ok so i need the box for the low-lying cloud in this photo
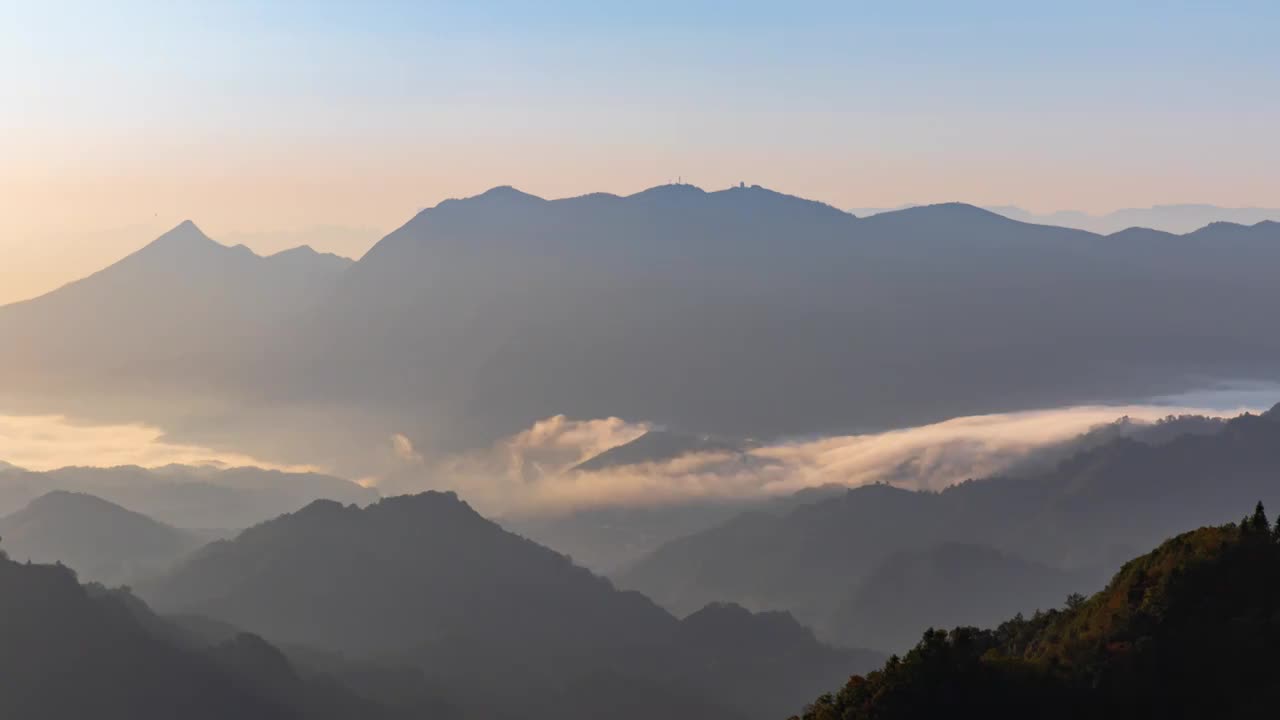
[0,413,320,473]
[4,394,1273,519]
[376,401,1272,517]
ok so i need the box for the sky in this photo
[3,1,1278,304]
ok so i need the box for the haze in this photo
[4,1,1279,303]
[4,4,1280,719]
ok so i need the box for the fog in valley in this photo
[5,3,1280,718]
[4,187,1280,719]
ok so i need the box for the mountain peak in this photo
[13,490,180,532]
[270,244,321,257]
[630,183,709,200]
[897,202,1010,221]
[265,245,354,271]
[424,186,547,216]
[150,219,216,247]
[122,220,241,265]
[25,489,112,509]
[476,185,544,201]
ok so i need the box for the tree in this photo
[1242,502,1269,536]
[1250,501,1269,535]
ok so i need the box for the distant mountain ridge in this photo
[851,202,1280,234]
[0,463,377,532]
[5,185,1280,477]
[272,185,1280,453]
[829,542,1091,653]
[0,491,200,586]
[619,405,1280,651]
[0,220,352,399]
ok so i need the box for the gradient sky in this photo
[3,1,1278,304]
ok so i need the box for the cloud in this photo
[0,413,320,473]
[391,433,422,464]
[5,396,1272,519]
[379,401,1270,517]
[373,415,650,506]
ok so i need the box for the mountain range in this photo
[6,406,1280,716]
[512,415,1232,573]
[4,185,1280,477]
[618,405,1280,653]
[0,463,377,531]
[138,491,880,720]
[850,203,1280,235]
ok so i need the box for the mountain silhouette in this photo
[790,510,1280,719]
[0,220,350,397]
[0,463,377,531]
[6,187,1280,473]
[828,542,1091,653]
[619,407,1280,650]
[0,491,200,586]
[140,491,879,720]
[991,203,1280,234]
[264,185,1280,457]
[510,482,851,574]
[853,202,1280,235]
[0,548,400,719]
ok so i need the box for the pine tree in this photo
[1251,501,1269,534]
[1273,514,1280,543]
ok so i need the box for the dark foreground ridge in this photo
[0,548,400,720]
[789,504,1280,720]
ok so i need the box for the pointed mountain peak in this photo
[159,219,211,242]
[136,219,225,256]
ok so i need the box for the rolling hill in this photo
[0,491,200,586]
[140,491,880,720]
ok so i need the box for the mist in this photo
[0,412,319,473]
[371,396,1274,518]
